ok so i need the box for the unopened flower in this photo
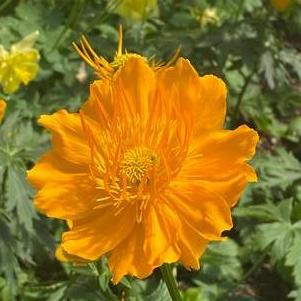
[0,99,6,123]
[191,7,219,26]
[0,31,40,94]
[111,0,158,22]
[28,55,258,283]
[271,0,292,11]
[73,25,179,80]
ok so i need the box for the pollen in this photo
[111,53,146,69]
[120,147,159,184]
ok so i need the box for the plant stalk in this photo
[160,264,182,301]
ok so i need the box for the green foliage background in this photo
[0,0,301,300]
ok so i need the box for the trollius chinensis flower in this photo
[28,46,258,284]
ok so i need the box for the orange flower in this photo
[0,99,6,123]
[28,57,258,283]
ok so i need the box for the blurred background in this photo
[0,0,301,300]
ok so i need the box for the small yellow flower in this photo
[271,0,292,11]
[0,99,6,123]
[0,31,40,94]
[111,0,158,21]
[73,25,179,80]
[191,7,219,26]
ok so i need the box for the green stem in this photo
[160,264,182,301]
[51,0,85,51]
[242,251,267,281]
[232,68,256,126]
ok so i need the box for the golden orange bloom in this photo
[0,31,40,94]
[0,99,6,123]
[28,57,258,283]
[271,0,292,11]
[73,26,179,80]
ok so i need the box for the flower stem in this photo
[160,264,182,301]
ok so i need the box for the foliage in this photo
[0,0,300,300]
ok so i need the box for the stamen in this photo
[120,147,159,184]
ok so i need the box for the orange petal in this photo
[158,58,226,131]
[197,74,227,131]
[178,219,209,270]
[163,184,233,241]
[28,152,97,219]
[108,225,154,284]
[109,201,208,283]
[0,99,6,123]
[38,110,90,166]
[55,244,89,264]
[177,125,259,206]
[61,206,136,261]
[178,125,259,206]
[113,57,155,125]
[81,79,113,131]
[197,169,255,207]
[143,202,181,266]
[147,200,209,271]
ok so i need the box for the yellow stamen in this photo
[111,52,145,69]
[120,147,159,184]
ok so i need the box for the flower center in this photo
[111,53,146,69]
[120,147,159,184]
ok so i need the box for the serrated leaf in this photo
[286,235,301,286]
[5,164,37,232]
[0,214,19,295]
[130,278,171,301]
[201,239,243,282]
[235,199,293,223]
[257,220,295,262]
[257,148,301,190]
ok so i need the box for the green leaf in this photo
[0,213,19,295]
[260,51,275,89]
[257,148,301,190]
[5,164,37,232]
[256,219,296,263]
[201,239,243,282]
[286,235,301,286]
[130,278,171,301]
[182,288,205,301]
[182,287,207,301]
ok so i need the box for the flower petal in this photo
[0,99,6,123]
[113,57,155,125]
[61,206,136,261]
[108,225,154,284]
[163,184,233,241]
[178,124,259,206]
[55,244,89,264]
[158,58,226,131]
[81,79,113,131]
[178,219,209,270]
[38,110,90,167]
[28,152,97,219]
[143,202,181,266]
[146,201,209,270]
